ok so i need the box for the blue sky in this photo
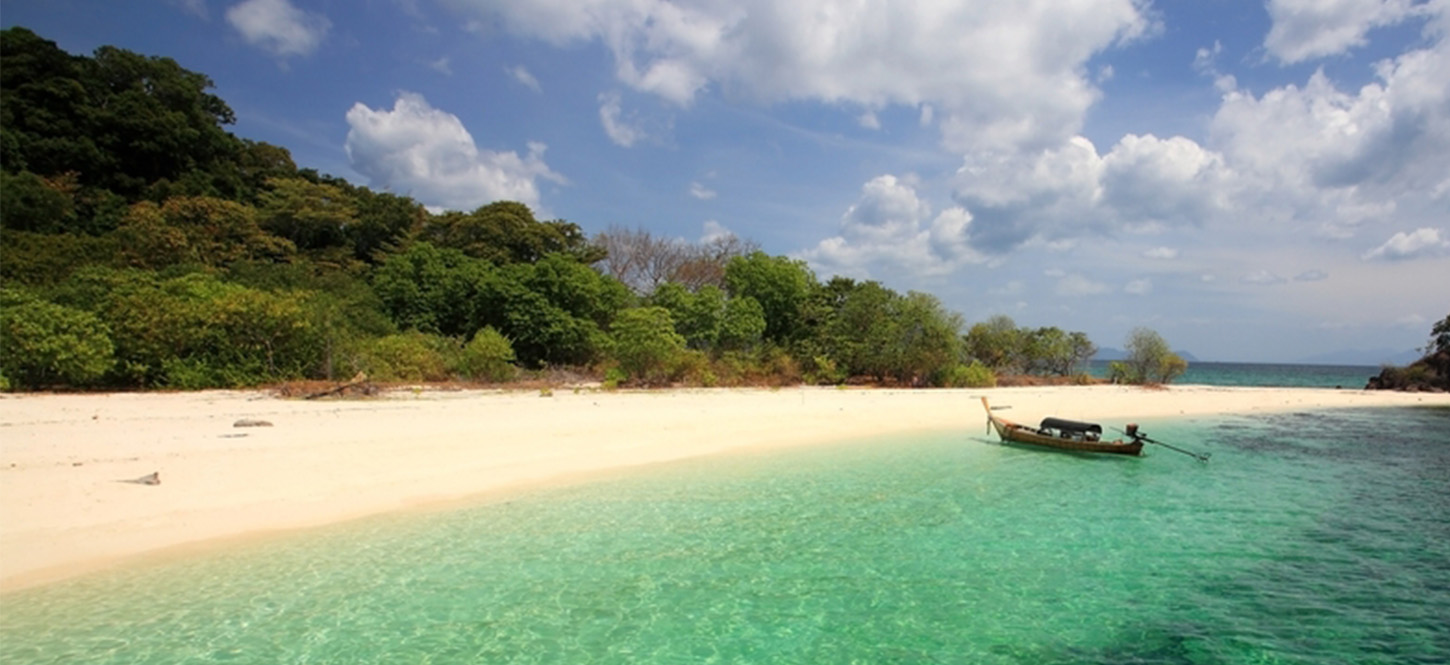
[5,0,1448,363]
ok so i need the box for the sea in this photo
[2,365,1447,665]
[1086,360,1382,389]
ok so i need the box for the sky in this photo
[4,0,1448,363]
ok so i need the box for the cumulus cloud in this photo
[1362,227,1450,260]
[801,174,984,278]
[344,92,565,212]
[1142,247,1179,260]
[1264,0,1425,63]
[598,91,647,147]
[442,0,1150,152]
[226,0,330,57]
[688,181,717,200]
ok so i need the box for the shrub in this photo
[939,361,996,388]
[457,326,516,383]
[610,307,686,386]
[0,293,115,388]
[349,332,457,382]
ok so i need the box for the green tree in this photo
[896,292,964,386]
[718,295,766,351]
[421,201,601,264]
[1426,313,1450,355]
[964,315,1023,372]
[610,306,686,385]
[0,290,114,388]
[115,196,293,269]
[256,176,356,254]
[1119,327,1187,384]
[724,251,817,344]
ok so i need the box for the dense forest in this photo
[0,27,1120,392]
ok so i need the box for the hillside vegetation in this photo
[1,27,1170,392]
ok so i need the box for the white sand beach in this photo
[2,385,1446,591]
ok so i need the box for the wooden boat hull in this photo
[981,398,1143,456]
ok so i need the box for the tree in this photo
[724,251,817,344]
[1427,313,1450,356]
[421,201,598,264]
[1117,327,1187,384]
[895,292,964,386]
[610,307,686,385]
[593,225,760,295]
[0,289,114,388]
[964,315,1023,372]
[256,176,356,254]
[115,196,294,268]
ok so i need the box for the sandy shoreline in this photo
[2,384,1446,591]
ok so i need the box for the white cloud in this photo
[444,0,1150,152]
[507,65,542,92]
[857,110,881,130]
[1241,269,1288,285]
[173,0,208,18]
[1101,134,1232,227]
[1362,227,1450,260]
[598,91,647,147]
[700,220,733,243]
[429,57,452,75]
[1056,274,1110,296]
[226,0,330,57]
[1294,269,1329,281]
[1264,0,1424,64]
[801,174,984,278]
[1124,278,1152,295]
[688,181,717,200]
[1142,246,1179,260]
[344,92,565,212]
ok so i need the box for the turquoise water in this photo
[1088,361,1380,388]
[3,407,1448,664]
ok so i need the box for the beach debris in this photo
[304,371,375,400]
[124,472,161,486]
[233,418,273,428]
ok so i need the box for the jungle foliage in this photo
[1,27,1107,391]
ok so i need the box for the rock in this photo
[233,418,273,428]
[131,472,160,485]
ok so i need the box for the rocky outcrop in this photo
[1366,350,1450,392]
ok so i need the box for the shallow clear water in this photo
[1087,361,1379,388]
[3,407,1448,664]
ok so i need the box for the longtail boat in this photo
[980,397,1144,456]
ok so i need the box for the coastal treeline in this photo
[1,27,1124,391]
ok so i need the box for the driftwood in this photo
[304,372,375,400]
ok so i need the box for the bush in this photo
[349,332,458,382]
[610,307,686,386]
[0,293,115,389]
[457,327,516,383]
[939,361,996,388]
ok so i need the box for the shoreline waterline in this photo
[3,384,1447,592]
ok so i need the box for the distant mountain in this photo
[1295,348,1422,366]
[1093,347,1126,361]
[1093,348,1200,362]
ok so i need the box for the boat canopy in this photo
[1038,417,1102,435]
